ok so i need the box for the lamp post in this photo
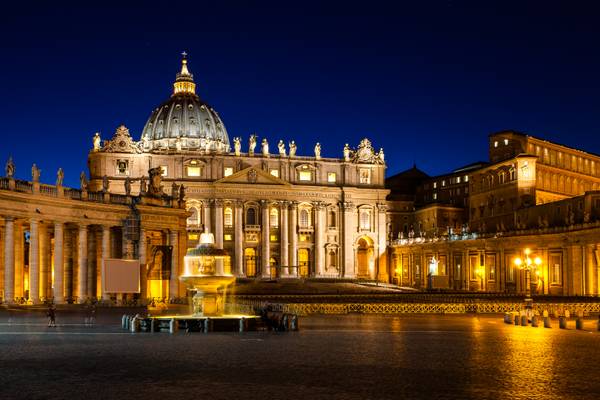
[513,248,542,300]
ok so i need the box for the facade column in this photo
[101,226,111,300]
[39,223,50,300]
[261,200,271,278]
[288,201,298,276]
[214,200,224,275]
[314,202,325,277]
[280,201,289,276]
[138,227,147,300]
[14,222,24,298]
[203,200,212,234]
[234,201,244,276]
[3,217,14,303]
[87,229,97,298]
[169,230,179,298]
[29,219,40,303]
[77,224,88,303]
[53,222,64,303]
[342,202,356,278]
[376,203,389,282]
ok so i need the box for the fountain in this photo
[179,232,235,316]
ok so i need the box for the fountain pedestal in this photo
[183,276,236,316]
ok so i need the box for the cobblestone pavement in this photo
[1,310,599,400]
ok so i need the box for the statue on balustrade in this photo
[289,140,297,157]
[248,134,257,155]
[261,138,269,156]
[343,143,351,162]
[5,157,15,178]
[147,167,164,197]
[278,140,286,156]
[314,143,321,160]
[178,184,186,202]
[80,171,88,191]
[93,132,101,152]
[31,164,40,182]
[56,168,64,187]
[233,137,241,156]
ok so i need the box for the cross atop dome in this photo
[173,52,196,96]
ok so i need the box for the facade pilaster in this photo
[289,201,298,276]
[100,226,111,300]
[261,200,271,278]
[342,202,356,278]
[203,200,212,233]
[87,229,97,298]
[234,201,244,276]
[169,230,179,298]
[29,219,40,303]
[3,217,14,303]
[314,202,325,277]
[280,201,289,276]
[77,224,88,303]
[53,222,64,303]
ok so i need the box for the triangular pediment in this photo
[215,167,291,186]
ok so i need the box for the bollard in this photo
[121,315,127,329]
[239,317,246,333]
[514,314,520,326]
[150,318,156,333]
[576,318,583,330]
[559,316,567,329]
[169,318,178,334]
[130,316,139,333]
[531,315,539,327]
[125,316,131,330]
[521,315,528,326]
[503,313,511,324]
[290,314,299,331]
[544,316,551,328]
[203,318,210,333]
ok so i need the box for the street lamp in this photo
[513,248,542,300]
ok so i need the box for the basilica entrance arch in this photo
[356,236,374,279]
[244,248,258,277]
[298,249,310,277]
[147,245,172,299]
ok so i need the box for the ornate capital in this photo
[213,199,224,208]
[289,201,299,210]
[341,202,355,212]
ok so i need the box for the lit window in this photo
[299,171,312,181]
[270,234,279,242]
[464,175,469,182]
[188,233,198,241]
[270,208,279,228]
[456,176,461,183]
[327,172,337,183]
[504,139,509,145]
[224,234,233,241]
[494,141,498,148]
[224,207,233,227]
[442,180,446,187]
[187,166,201,177]
[270,169,279,178]
[433,193,437,200]
[359,209,371,230]
[299,209,310,227]
[160,166,168,177]
[224,167,234,177]
[299,234,310,242]
[433,182,437,189]
[359,169,371,184]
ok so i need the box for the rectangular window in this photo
[359,168,371,184]
[327,172,337,183]
[464,175,469,182]
[160,166,168,177]
[188,233,198,241]
[116,160,129,176]
[299,170,312,181]
[433,193,437,200]
[550,253,562,284]
[187,166,201,177]
[224,167,234,177]
[469,255,479,280]
[486,254,496,280]
[433,182,437,189]
[270,169,279,178]
[224,234,233,241]
[270,234,279,242]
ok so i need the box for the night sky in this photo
[2,1,600,187]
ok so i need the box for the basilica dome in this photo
[140,54,230,153]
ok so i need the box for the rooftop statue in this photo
[5,157,15,178]
[261,138,269,156]
[289,140,297,157]
[233,137,241,156]
[343,143,351,162]
[278,140,286,156]
[56,168,64,187]
[31,164,40,183]
[248,134,257,156]
[93,132,101,152]
[314,143,321,160]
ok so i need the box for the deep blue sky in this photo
[2,1,600,187]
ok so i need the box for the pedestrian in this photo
[89,304,97,327]
[47,303,56,327]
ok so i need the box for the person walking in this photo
[47,303,56,327]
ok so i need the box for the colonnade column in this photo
[169,230,179,298]
[214,200,224,275]
[39,223,50,299]
[29,219,40,303]
[101,226,111,300]
[342,202,356,278]
[53,222,64,303]
[77,224,88,303]
[234,201,244,276]
[261,200,271,278]
[3,217,14,303]
[280,201,289,276]
[314,202,325,277]
[14,222,24,298]
[288,202,298,276]
[139,227,147,300]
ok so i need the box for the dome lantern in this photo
[173,51,196,96]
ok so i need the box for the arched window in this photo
[299,209,310,228]
[328,250,337,269]
[224,207,233,227]
[270,208,279,228]
[246,208,256,225]
[187,207,200,226]
[327,210,336,228]
[359,209,371,230]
